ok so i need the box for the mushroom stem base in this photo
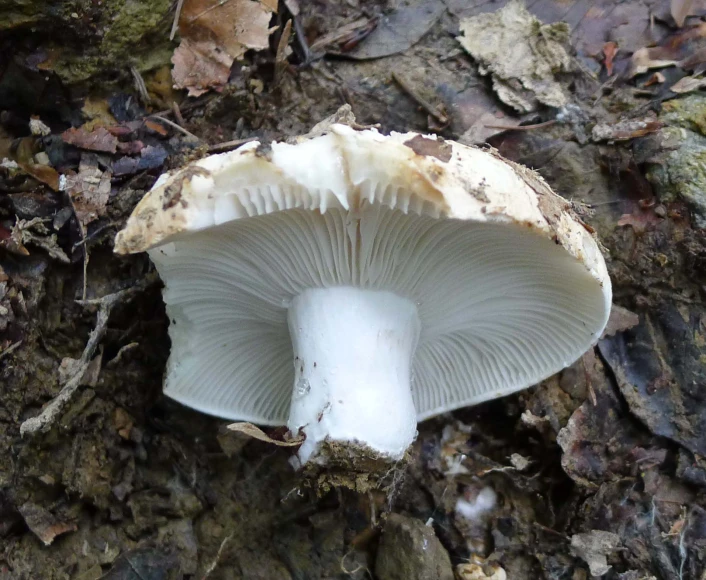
[286,286,420,467]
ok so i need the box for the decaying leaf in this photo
[172,0,276,97]
[670,74,706,93]
[343,0,445,60]
[226,422,304,446]
[10,218,69,263]
[457,1,571,113]
[62,126,118,154]
[570,531,621,577]
[672,0,696,27]
[592,118,663,142]
[62,154,112,228]
[601,305,639,338]
[603,41,618,76]
[456,561,507,580]
[616,206,662,234]
[630,22,706,76]
[18,502,77,546]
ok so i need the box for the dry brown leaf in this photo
[226,421,303,446]
[62,126,118,153]
[603,41,618,76]
[670,74,706,92]
[672,0,696,27]
[172,0,275,97]
[63,155,112,228]
[592,118,663,142]
[617,207,662,234]
[644,72,666,86]
[630,46,680,76]
[18,503,77,546]
[601,305,640,338]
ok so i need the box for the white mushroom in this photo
[115,124,611,468]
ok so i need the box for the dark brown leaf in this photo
[62,126,118,153]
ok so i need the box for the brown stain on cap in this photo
[403,135,453,163]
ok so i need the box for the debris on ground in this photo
[1,0,705,578]
[18,502,77,546]
[375,514,454,580]
[343,0,445,60]
[570,530,621,577]
[171,0,276,96]
[457,1,571,112]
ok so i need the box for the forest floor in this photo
[0,0,705,579]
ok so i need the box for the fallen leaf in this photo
[457,1,571,113]
[591,118,663,142]
[114,407,134,440]
[630,22,706,76]
[601,305,640,338]
[18,502,77,546]
[630,46,680,76]
[63,154,112,228]
[344,0,445,60]
[672,0,696,27]
[111,144,168,176]
[644,72,666,86]
[226,421,304,446]
[617,207,662,233]
[570,531,621,577]
[18,162,60,191]
[603,41,618,76]
[62,126,118,153]
[670,74,706,92]
[172,0,276,97]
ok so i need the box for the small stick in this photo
[483,119,557,131]
[130,66,151,105]
[208,136,258,153]
[19,285,147,436]
[391,72,448,125]
[170,0,185,40]
[149,115,201,141]
[171,101,186,126]
[274,19,293,86]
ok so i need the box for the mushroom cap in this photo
[115,125,611,424]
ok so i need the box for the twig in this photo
[171,101,185,127]
[0,340,22,361]
[170,0,185,40]
[63,190,88,300]
[130,66,151,106]
[202,533,234,579]
[149,115,201,141]
[274,19,293,87]
[188,0,232,23]
[19,284,147,437]
[483,119,557,131]
[391,72,448,125]
[292,13,312,65]
[208,137,258,153]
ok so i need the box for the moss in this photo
[3,0,173,84]
[646,126,706,227]
[662,94,706,135]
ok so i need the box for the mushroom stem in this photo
[287,287,421,465]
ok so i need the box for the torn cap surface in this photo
[115,125,611,425]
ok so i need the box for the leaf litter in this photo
[457,1,572,113]
[172,0,276,97]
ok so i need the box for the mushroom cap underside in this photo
[115,125,612,424]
